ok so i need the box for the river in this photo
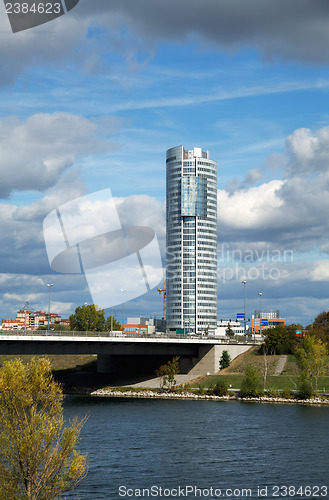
[64,396,329,499]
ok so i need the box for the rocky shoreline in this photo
[64,387,329,406]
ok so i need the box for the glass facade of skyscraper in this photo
[166,146,217,334]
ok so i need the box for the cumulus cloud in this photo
[219,179,284,229]
[0,178,165,275]
[0,169,87,274]
[0,112,114,198]
[285,126,329,176]
[218,124,329,256]
[115,195,165,237]
[0,189,165,319]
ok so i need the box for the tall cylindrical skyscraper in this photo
[166,146,217,335]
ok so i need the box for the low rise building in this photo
[251,310,286,333]
[1,309,69,331]
[124,316,166,334]
[215,320,249,338]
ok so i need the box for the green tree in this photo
[209,379,229,396]
[105,315,122,332]
[225,324,235,337]
[294,334,328,393]
[240,365,260,398]
[69,304,106,332]
[297,374,313,400]
[263,324,298,354]
[0,358,87,499]
[306,311,329,343]
[219,350,231,370]
[156,356,180,390]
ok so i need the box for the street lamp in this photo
[121,289,126,334]
[47,284,53,332]
[242,280,248,336]
[258,292,263,340]
[24,301,29,333]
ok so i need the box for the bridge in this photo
[0,331,256,375]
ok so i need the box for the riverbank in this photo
[64,386,329,406]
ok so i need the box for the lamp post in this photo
[242,280,248,336]
[121,289,126,334]
[24,301,29,333]
[258,292,263,341]
[84,303,90,332]
[47,284,53,332]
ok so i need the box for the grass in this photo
[189,346,329,393]
[0,354,97,376]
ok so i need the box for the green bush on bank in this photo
[207,379,229,396]
[266,387,280,398]
[297,376,313,400]
[240,366,261,398]
[282,388,293,399]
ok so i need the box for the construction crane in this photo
[157,281,166,320]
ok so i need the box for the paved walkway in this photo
[274,355,287,376]
[122,374,201,388]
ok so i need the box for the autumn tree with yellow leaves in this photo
[0,358,87,499]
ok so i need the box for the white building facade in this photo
[166,146,217,334]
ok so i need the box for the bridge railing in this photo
[0,329,260,343]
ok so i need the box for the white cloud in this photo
[0,170,87,274]
[115,195,166,248]
[218,180,284,230]
[285,126,329,176]
[0,112,113,198]
[219,124,329,255]
[310,260,329,282]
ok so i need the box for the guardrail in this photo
[0,330,261,343]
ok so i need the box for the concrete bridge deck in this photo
[0,331,257,375]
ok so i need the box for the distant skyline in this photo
[1,1,329,326]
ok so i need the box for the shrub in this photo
[198,385,206,395]
[240,366,260,398]
[212,379,229,396]
[156,356,180,390]
[297,377,313,400]
[266,387,280,398]
[282,388,292,399]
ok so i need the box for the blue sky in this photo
[1,0,329,326]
